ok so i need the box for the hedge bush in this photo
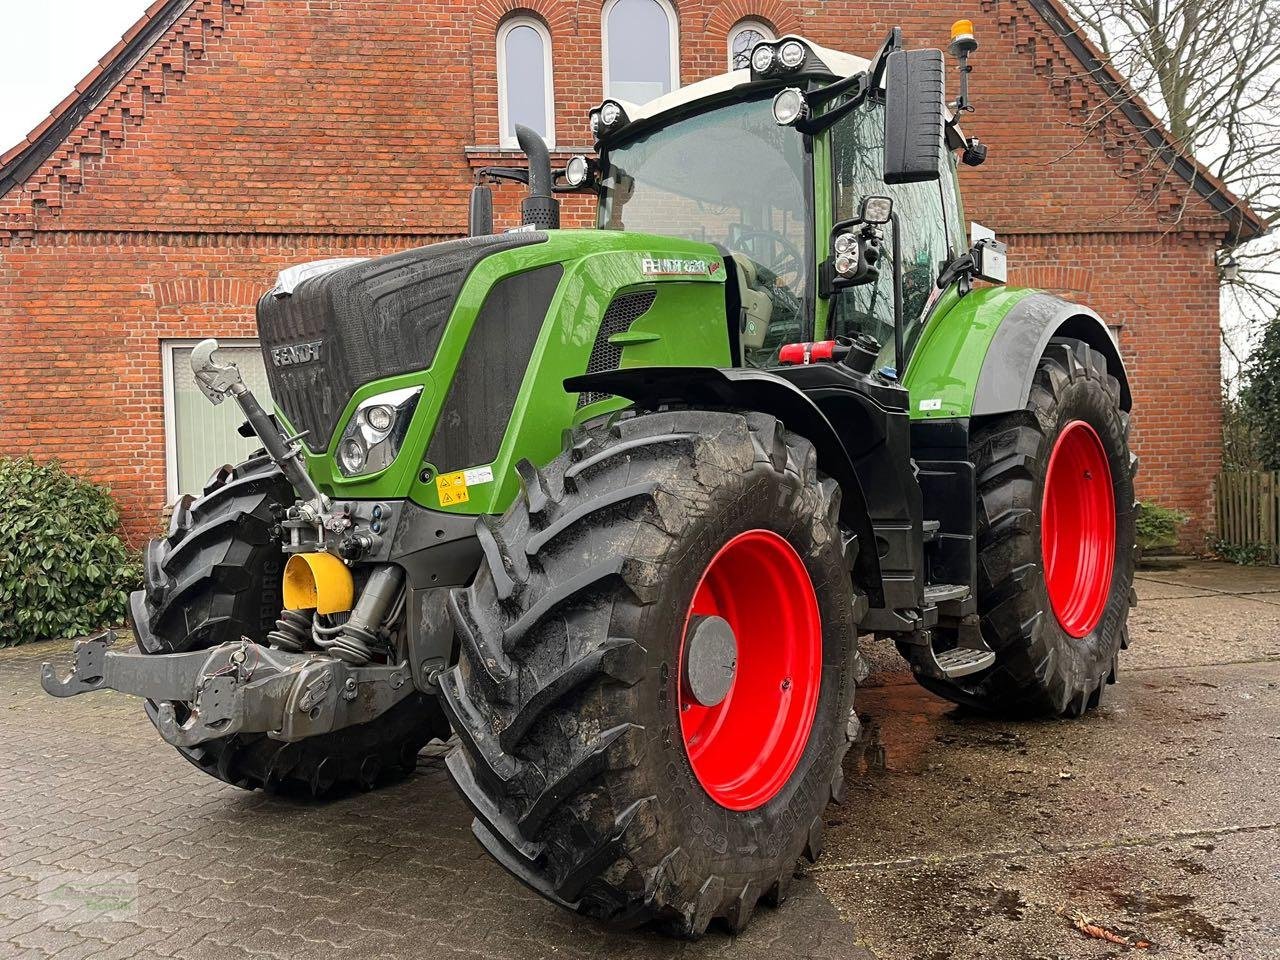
[0,458,140,646]
[1135,501,1189,556]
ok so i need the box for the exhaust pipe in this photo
[516,123,560,230]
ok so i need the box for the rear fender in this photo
[565,366,883,603]
[975,294,1131,416]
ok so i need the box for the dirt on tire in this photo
[440,408,865,935]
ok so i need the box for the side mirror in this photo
[883,48,945,185]
[469,183,493,237]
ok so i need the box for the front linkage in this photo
[42,629,412,747]
[41,340,418,752]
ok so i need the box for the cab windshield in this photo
[599,95,810,354]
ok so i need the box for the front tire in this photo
[135,454,447,795]
[440,409,864,935]
[920,338,1137,717]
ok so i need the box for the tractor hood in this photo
[255,233,547,452]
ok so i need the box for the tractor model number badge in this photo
[641,256,719,277]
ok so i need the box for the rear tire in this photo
[134,454,447,795]
[440,409,864,935]
[920,338,1137,717]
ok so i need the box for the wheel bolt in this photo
[781,677,792,690]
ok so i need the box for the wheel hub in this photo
[682,615,738,707]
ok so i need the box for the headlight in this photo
[600,101,622,126]
[565,155,589,186]
[750,44,775,74]
[334,386,422,478]
[772,87,809,126]
[778,40,806,69]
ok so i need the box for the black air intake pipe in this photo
[516,123,560,230]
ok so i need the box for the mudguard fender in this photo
[566,366,883,602]
[973,293,1131,415]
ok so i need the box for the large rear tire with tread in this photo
[919,338,1137,717]
[441,409,864,936]
[134,453,448,796]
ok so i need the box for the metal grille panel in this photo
[577,290,657,407]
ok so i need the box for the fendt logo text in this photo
[641,256,717,277]
[270,340,323,367]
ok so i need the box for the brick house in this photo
[0,0,1265,544]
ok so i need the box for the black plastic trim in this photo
[565,364,884,603]
[973,293,1131,415]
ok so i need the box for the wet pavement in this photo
[2,560,1277,959]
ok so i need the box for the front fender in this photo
[565,365,883,603]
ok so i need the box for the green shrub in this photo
[1135,501,1189,555]
[0,458,140,646]
[1210,539,1273,566]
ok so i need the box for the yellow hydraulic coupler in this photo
[282,552,354,614]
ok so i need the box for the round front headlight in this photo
[590,112,601,137]
[565,155,589,186]
[779,40,806,69]
[364,404,395,432]
[834,232,856,255]
[750,44,775,73]
[772,87,809,126]
[834,253,858,276]
[600,101,622,126]
[339,437,367,474]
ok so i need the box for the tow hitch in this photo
[41,630,413,747]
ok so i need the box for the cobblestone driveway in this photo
[3,561,1278,959]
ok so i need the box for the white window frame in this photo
[727,19,775,71]
[161,337,261,503]
[601,0,680,99]
[497,16,556,149]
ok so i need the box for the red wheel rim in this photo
[678,529,822,811]
[1041,420,1116,638]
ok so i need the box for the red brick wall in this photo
[0,0,1230,545]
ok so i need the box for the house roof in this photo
[1027,0,1269,244]
[0,0,1269,243]
[0,0,196,197]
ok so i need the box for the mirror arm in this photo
[476,166,530,186]
[867,27,903,91]
[796,80,870,136]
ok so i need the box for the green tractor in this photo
[44,24,1135,936]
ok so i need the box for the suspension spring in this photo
[267,608,313,652]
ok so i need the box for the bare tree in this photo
[1058,0,1280,388]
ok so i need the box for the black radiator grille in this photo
[425,263,564,474]
[576,289,657,407]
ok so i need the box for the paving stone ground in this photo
[2,560,1277,960]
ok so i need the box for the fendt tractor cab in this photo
[45,24,1136,935]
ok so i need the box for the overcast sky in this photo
[0,1,150,155]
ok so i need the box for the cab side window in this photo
[829,104,955,354]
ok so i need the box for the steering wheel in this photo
[730,229,805,291]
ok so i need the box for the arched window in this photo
[602,0,678,103]
[498,16,555,148]
[728,19,774,71]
